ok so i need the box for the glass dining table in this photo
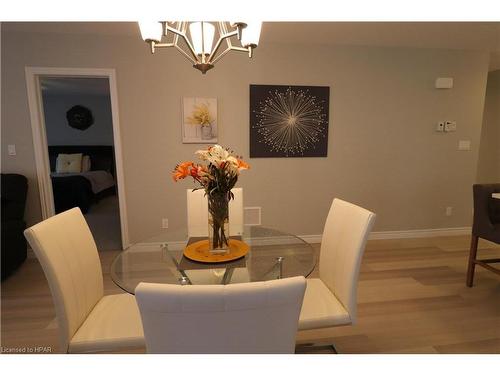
[111,226,316,294]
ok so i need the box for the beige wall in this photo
[476,69,500,183]
[1,29,490,243]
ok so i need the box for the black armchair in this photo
[466,183,500,287]
[1,173,28,280]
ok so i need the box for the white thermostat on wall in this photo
[435,77,453,89]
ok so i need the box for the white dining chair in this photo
[298,198,376,352]
[186,187,248,284]
[24,207,144,353]
[186,187,244,237]
[135,276,306,354]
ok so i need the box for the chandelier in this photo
[138,21,262,74]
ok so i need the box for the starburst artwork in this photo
[250,84,329,157]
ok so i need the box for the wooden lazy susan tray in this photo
[183,239,249,263]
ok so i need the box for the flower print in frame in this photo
[183,97,218,143]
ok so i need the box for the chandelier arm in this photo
[201,22,207,63]
[219,21,228,33]
[219,21,234,49]
[161,21,167,37]
[230,46,251,53]
[154,43,175,48]
[227,46,253,59]
[172,22,181,47]
[165,24,198,61]
[210,47,232,65]
[207,29,239,64]
[173,44,198,64]
[226,32,233,48]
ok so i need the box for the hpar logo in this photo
[34,346,52,353]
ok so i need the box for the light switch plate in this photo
[7,144,16,156]
[435,77,453,89]
[444,121,457,132]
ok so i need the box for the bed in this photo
[48,145,116,214]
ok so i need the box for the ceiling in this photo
[3,22,500,70]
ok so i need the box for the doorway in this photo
[25,67,130,249]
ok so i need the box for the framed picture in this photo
[250,85,329,157]
[182,97,218,143]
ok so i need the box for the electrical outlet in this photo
[162,218,169,229]
[445,207,453,216]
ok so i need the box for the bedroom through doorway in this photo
[38,76,122,250]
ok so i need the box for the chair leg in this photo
[466,235,479,287]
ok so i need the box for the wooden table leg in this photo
[466,235,479,287]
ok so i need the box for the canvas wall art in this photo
[182,97,218,143]
[249,84,329,157]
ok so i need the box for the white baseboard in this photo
[368,226,471,240]
[297,226,472,243]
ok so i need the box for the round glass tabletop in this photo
[110,226,316,294]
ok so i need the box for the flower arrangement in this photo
[173,145,250,251]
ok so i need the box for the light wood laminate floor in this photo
[1,235,499,354]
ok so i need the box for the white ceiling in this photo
[3,22,500,70]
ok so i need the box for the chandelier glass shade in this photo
[138,21,262,74]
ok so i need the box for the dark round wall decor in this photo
[66,105,94,130]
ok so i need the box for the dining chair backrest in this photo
[186,188,243,237]
[472,184,500,243]
[23,207,104,352]
[135,276,306,353]
[319,198,376,324]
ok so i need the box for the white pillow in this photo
[81,155,91,172]
[56,153,83,173]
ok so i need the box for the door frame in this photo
[25,67,130,249]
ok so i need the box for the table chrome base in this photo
[295,342,338,354]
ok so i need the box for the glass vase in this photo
[207,193,230,253]
[201,124,212,140]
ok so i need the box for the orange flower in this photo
[189,168,198,178]
[190,164,203,178]
[172,161,193,181]
[180,161,194,170]
[237,158,250,170]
